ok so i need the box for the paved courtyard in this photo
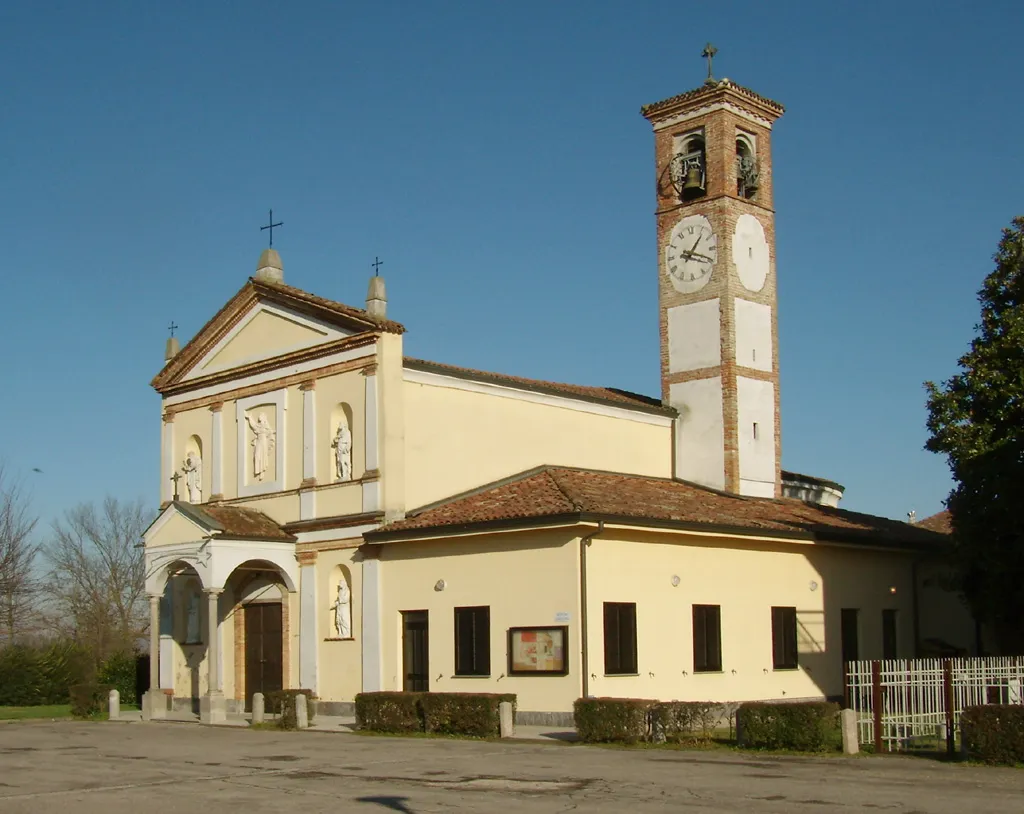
[1,720,1022,813]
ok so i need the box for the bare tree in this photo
[46,497,151,664]
[0,464,41,643]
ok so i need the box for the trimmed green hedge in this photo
[266,689,317,729]
[70,684,115,719]
[961,705,1024,765]
[574,697,654,744]
[651,701,719,744]
[97,650,138,706]
[736,701,840,752]
[355,692,517,737]
[0,642,92,706]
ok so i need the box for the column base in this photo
[200,691,227,724]
[141,690,167,721]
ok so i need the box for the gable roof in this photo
[404,358,674,416]
[916,510,951,535]
[152,278,404,392]
[366,466,946,551]
[168,501,295,542]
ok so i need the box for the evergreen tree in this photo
[925,216,1024,654]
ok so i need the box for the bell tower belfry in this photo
[641,51,785,497]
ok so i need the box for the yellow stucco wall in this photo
[147,512,208,548]
[316,546,363,701]
[203,310,330,371]
[402,379,673,510]
[377,529,582,712]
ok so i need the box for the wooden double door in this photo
[402,610,429,692]
[244,603,282,711]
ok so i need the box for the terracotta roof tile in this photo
[370,467,945,550]
[404,358,673,414]
[179,502,295,542]
[916,510,951,535]
[640,79,785,119]
[253,279,405,335]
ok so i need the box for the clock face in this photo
[665,215,718,294]
[733,214,770,291]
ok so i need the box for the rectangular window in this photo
[771,606,798,670]
[454,606,490,676]
[882,609,898,660]
[692,605,722,672]
[841,608,860,664]
[603,602,637,675]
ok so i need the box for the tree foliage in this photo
[0,464,41,643]
[925,216,1024,653]
[45,498,151,666]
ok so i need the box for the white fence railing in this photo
[845,657,1024,752]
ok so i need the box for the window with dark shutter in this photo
[882,609,898,660]
[841,608,860,664]
[771,606,798,670]
[692,604,722,672]
[454,606,490,676]
[603,602,637,675]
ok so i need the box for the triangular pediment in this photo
[143,502,216,548]
[183,302,353,381]
[152,278,403,393]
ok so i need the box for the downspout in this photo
[911,559,921,658]
[580,520,604,701]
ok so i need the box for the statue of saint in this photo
[186,593,201,643]
[332,580,352,639]
[332,423,352,482]
[182,451,202,503]
[245,412,275,481]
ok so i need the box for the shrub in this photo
[737,701,840,752]
[420,692,515,738]
[265,689,317,730]
[0,645,45,706]
[356,692,424,733]
[97,650,138,706]
[70,683,115,719]
[650,701,719,744]
[961,705,1024,765]
[574,697,655,744]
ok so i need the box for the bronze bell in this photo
[682,165,704,193]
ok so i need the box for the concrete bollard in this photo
[252,693,265,725]
[296,694,308,729]
[936,723,947,743]
[840,708,859,755]
[499,701,515,738]
[108,689,120,720]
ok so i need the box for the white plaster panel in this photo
[667,299,721,373]
[299,563,318,692]
[235,389,287,497]
[364,374,379,471]
[159,582,174,689]
[669,377,725,490]
[163,420,175,503]
[362,480,381,513]
[299,489,316,520]
[361,558,383,692]
[302,388,316,481]
[737,376,776,493]
[210,409,223,496]
[734,298,773,372]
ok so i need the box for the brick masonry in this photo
[642,82,784,496]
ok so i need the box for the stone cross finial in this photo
[371,256,383,276]
[170,471,181,501]
[702,42,718,84]
[167,321,178,338]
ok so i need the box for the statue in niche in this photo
[182,450,202,503]
[245,412,276,481]
[332,422,352,482]
[331,580,352,639]
[186,592,201,643]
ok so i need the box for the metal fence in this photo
[845,657,1024,752]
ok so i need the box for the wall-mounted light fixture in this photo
[434,579,446,592]
[809,580,819,592]
[671,575,681,587]
[889,585,897,595]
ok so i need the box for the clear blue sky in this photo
[1,1,1021,528]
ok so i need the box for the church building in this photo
[141,69,973,724]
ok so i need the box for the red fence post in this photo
[943,660,955,757]
[872,660,883,753]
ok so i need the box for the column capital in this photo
[148,593,163,603]
[209,401,224,413]
[299,379,317,391]
[361,363,378,377]
[203,588,223,598]
[162,411,176,423]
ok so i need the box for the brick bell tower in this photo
[641,47,785,497]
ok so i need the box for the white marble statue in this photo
[245,412,276,481]
[182,450,202,503]
[332,423,352,482]
[186,593,200,643]
[332,580,352,639]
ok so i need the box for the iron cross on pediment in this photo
[702,43,718,84]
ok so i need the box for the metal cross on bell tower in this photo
[702,42,718,85]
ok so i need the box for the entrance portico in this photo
[142,501,298,722]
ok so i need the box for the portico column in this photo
[200,589,226,724]
[141,594,165,720]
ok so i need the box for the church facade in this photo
[141,74,974,723]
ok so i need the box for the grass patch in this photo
[0,705,73,720]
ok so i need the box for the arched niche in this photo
[328,565,354,640]
[180,577,204,645]
[736,133,758,199]
[329,402,355,482]
[183,435,204,503]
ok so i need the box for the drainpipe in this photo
[580,520,604,701]
[911,559,921,658]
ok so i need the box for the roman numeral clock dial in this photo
[665,214,718,294]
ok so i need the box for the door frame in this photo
[401,610,429,692]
